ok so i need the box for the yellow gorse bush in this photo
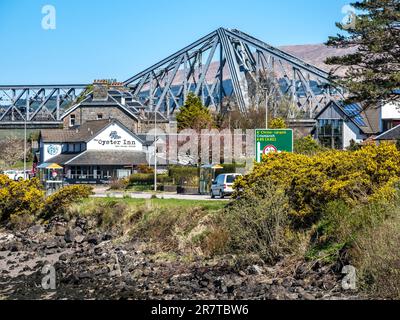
[235,143,400,219]
[0,175,45,221]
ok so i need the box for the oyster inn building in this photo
[38,119,162,184]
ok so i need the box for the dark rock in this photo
[64,229,76,243]
[59,253,69,261]
[86,234,99,245]
[94,247,103,256]
[79,272,93,279]
[247,265,263,275]
[282,278,293,288]
[102,233,112,241]
[22,266,32,272]
[18,255,30,263]
[75,217,87,229]
[9,242,23,252]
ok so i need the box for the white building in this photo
[38,119,167,184]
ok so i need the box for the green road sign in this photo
[255,129,293,162]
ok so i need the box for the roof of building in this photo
[315,100,380,135]
[64,150,149,166]
[375,124,400,140]
[47,153,80,165]
[41,119,114,143]
[61,91,141,121]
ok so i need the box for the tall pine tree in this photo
[325,0,400,106]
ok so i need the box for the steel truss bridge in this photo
[0,28,342,128]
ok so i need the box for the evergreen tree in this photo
[176,92,215,132]
[325,0,400,106]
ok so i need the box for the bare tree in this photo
[0,137,26,168]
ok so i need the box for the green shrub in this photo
[128,173,171,186]
[235,143,400,224]
[354,212,400,299]
[220,180,290,263]
[41,185,93,220]
[0,175,44,222]
[294,136,325,155]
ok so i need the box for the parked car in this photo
[210,173,242,199]
[2,170,18,180]
[14,170,32,181]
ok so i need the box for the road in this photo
[91,186,230,201]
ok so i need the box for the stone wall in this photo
[63,106,139,132]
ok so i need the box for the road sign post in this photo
[255,129,293,162]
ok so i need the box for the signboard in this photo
[87,123,142,151]
[43,143,62,162]
[255,129,293,162]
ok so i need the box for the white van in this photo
[210,173,242,199]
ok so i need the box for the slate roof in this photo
[65,151,148,166]
[315,100,381,135]
[41,119,117,143]
[375,124,400,141]
[47,153,80,165]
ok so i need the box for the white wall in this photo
[381,102,400,120]
[86,123,143,151]
[343,121,364,148]
[42,143,62,162]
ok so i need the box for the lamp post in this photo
[265,90,268,129]
[154,107,157,192]
[23,108,27,180]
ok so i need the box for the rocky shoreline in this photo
[0,217,361,300]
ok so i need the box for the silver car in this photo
[210,173,242,199]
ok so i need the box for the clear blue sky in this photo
[0,0,350,84]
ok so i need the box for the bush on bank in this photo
[0,175,45,223]
[225,142,400,298]
[41,185,94,220]
[0,176,93,226]
[234,143,400,224]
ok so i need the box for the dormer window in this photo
[69,114,76,127]
[97,114,103,120]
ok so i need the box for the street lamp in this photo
[24,106,27,180]
[154,107,157,192]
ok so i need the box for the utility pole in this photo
[23,109,27,180]
[265,89,269,129]
[154,107,157,192]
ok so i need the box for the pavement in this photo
[91,186,230,201]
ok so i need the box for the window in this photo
[69,114,76,127]
[317,119,343,149]
[97,114,103,120]
[226,175,239,184]
[382,119,400,132]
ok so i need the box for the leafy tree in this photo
[294,136,326,155]
[176,93,215,132]
[325,0,400,106]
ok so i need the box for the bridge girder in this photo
[124,28,343,118]
[0,85,87,127]
[0,28,343,128]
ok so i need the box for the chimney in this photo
[109,81,126,92]
[93,80,109,101]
